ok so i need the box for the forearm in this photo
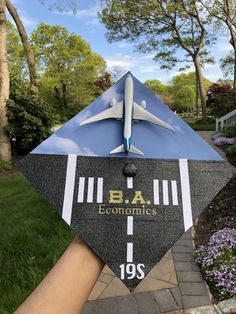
[15,237,104,314]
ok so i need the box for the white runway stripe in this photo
[127,177,133,189]
[87,177,94,203]
[162,180,169,205]
[97,178,103,203]
[171,180,178,206]
[77,177,85,203]
[153,179,160,205]
[127,216,133,235]
[62,154,77,225]
[179,159,193,231]
[127,243,133,263]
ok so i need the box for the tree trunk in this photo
[234,48,236,89]
[195,71,199,120]
[6,0,38,92]
[54,86,63,111]
[227,24,236,89]
[62,82,67,107]
[54,86,61,100]
[194,57,207,122]
[0,0,11,161]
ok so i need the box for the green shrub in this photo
[0,160,12,171]
[6,74,54,154]
[226,143,236,158]
[207,84,236,118]
[222,125,236,138]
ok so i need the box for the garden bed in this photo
[194,173,236,248]
[195,129,236,247]
[194,148,236,302]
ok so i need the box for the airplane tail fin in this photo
[110,144,144,156]
[130,145,144,156]
[110,144,125,154]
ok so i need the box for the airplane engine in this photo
[110,98,116,107]
[140,100,146,109]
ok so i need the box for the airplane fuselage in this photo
[123,74,133,155]
[80,72,175,156]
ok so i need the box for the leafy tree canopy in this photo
[95,71,113,95]
[200,0,236,88]
[99,0,214,70]
[169,72,211,112]
[38,0,77,13]
[99,0,215,120]
[31,23,108,120]
[144,79,168,96]
[206,83,236,117]
[220,51,235,79]
[170,72,211,92]
[6,21,25,77]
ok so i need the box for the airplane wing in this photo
[133,102,175,132]
[80,101,123,126]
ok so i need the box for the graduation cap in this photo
[20,72,233,290]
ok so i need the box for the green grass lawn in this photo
[0,175,75,313]
[183,117,216,131]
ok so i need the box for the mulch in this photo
[194,154,236,247]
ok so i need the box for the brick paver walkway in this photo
[82,230,211,314]
[88,249,177,300]
[197,131,225,158]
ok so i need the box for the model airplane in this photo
[80,73,175,156]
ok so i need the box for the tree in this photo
[99,0,215,121]
[170,73,196,112]
[175,86,195,112]
[7,21,26,77]
[37,0,77,12]
[206,83,235,117]
[169,72,211,113]
[111,65,126,81]
[95,71,113,95]
[0,0,79,162]
[144,79,168,97]
[144,79,174,108]
[220,51,235,79]
[6,0,38,92]
[200,0,236,88]
[31,23,107,119]
[5,0,78,92]
[0,0,11,161]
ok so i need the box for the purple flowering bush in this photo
[211,132,223,140]
[195,228,236,300]
[213,137,235,146]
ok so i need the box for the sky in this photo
[9,0,234,84]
